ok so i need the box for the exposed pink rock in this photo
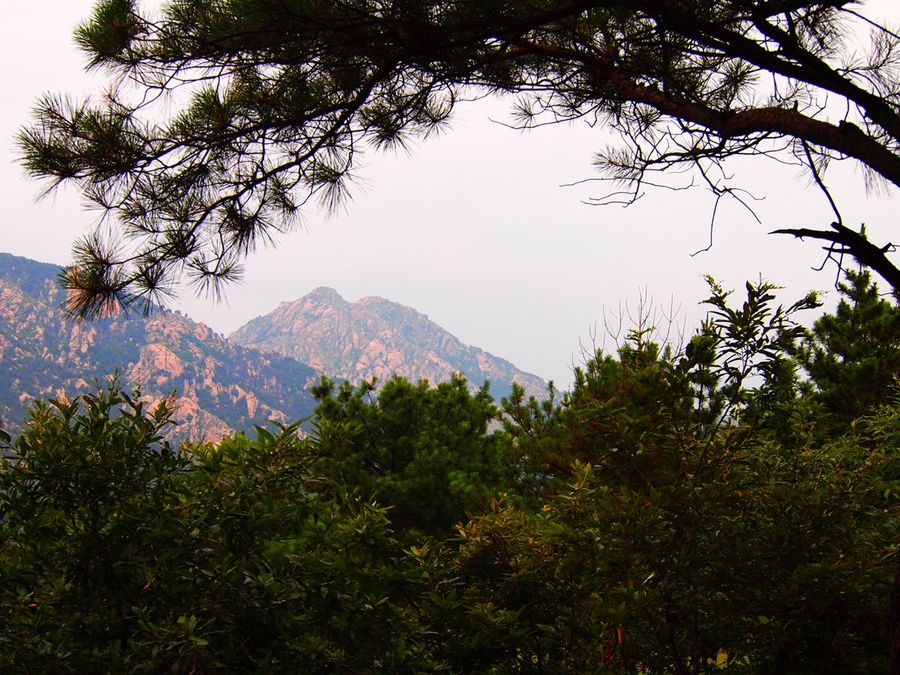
[0,254,317,445]
[146,344,185,377]
[69,322,98,355]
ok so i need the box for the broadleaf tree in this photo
[17,0,900,315]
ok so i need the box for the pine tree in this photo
[796,270,900,429]
[17,0,900,314]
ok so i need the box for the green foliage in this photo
[0,386,187,669]
[310,374,508,538]
[697,278,819,420]
[74,0,143,66]
[454,423,895,673]
[503,278,819,495]
[0,385,439,672]
[794,270,900,429]
[2,280,898,671]
[483,280,895,672]
[19,1,900,310]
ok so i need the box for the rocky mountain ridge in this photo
[1,253,547,442]
[230,286,547,399]
[0,253,317,443]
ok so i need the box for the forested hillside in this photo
[0,254,547,440]
[6,0,900,670]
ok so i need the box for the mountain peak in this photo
[304,286,347,303]
[230,289,546,399]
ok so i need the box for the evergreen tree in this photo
[310,374,508,538]
[2,285,898,671]
[795,270,900,429]
[17,0,900,314]
[468,282,896,673]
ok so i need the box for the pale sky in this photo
[2,1,898,388]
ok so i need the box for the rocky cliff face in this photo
[230,287,547,399]
[0,253,317,443]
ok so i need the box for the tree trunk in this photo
[891,561,900,674]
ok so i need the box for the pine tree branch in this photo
[772,222,900,290]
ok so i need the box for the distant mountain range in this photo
[0,253,546,442]
[231,287,547,401]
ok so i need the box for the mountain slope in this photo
[0,253,317,442]
[230,287,547,399]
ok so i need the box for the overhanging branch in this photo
[772,221,900,290]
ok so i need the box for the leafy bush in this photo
[0,386,438,672]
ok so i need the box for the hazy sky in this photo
[3,1,898,388]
